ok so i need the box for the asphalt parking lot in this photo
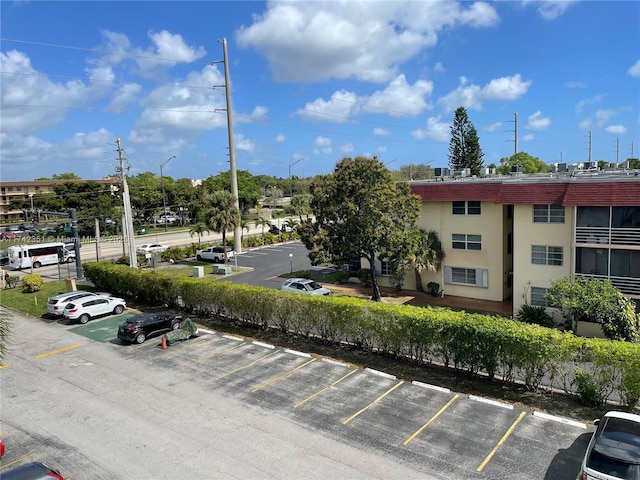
[46,311,595,480]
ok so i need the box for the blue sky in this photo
[1,0,639,182]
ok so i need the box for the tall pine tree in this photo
[448,106,484,176]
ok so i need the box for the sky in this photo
[1,0,639,182]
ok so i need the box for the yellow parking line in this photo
[0,452,36,469]
[215,350,280,381]
[403,394,460,446]
[251,358,317,393]
[342,380,404,425]
[476,410,527,472]
[34,343,79,359]
[294,369,358,408]
[182,342,246,368]
[0,363,11,369]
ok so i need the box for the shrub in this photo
[426,282,441,297]
[358,268,372,287]
[515,304,554,328]
[21,273,44,293]
[573,368,601,407]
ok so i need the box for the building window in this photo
[507,233,513,255]
[533,205,565,223]
[379,260,392,276]
[530,287,549,307]
[532,245,563,266]
[452,234,481,250]
[452,200,481,215]
[444,266,488,288]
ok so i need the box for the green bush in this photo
[426,282,441,297]
[358,268,372,287]
[573,368,601,407]
[21,273,44,293]
[515,304,555,328]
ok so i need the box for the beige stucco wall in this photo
[413,201,506,301]
[512,204,573,313]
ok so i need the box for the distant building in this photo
[0,178,119,223]
[371,169,640,317]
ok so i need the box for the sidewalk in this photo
[326,282,513,317]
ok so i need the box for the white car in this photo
[281,278,332,296]
[136,244,169,255]
[47,291,108,317]
[580,411,640,480]
[196,246,235,263]
[63,295,126,324]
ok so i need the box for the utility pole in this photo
[219,38,242,254]
[505,112,518,156]
[615,137,619,168]
[116,138,137,268]
[585,130,592,163]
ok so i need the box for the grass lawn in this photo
[0,280,91,318]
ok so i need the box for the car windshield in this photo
[587,449,640,479]
[304,281,323,291]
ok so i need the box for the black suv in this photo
[117,313,182,344]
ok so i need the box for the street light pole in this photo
[289,253,293,275]
[160,155,176,232]
[288,158,303,198]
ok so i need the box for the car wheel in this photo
[134,332,146,344]
[196,255,202,261]
[113,305,124,314]
[171,321,181,330]
[67,257,76,263]
[33,261,41,268]
[79,313,90,324]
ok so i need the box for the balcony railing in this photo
[575,226,640,246]
[575,272,640,297]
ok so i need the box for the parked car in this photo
[63,295,126,324]
[0,232,17,240]
[1,251,8,266]
[136,243,169,255]
[1,462,64,480]
[195,245,235,263]
[580,411,640,480]
[281,278,332,296]
[46,291,111,317]
[117,313,183,344]
[0,436,5,458]
[268,225,280,235]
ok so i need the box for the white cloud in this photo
[522,0,579,20]
[314,136,332,154]
[341,142,354,153]
[526,111,551,130]
[433,62,446,73]
[411,116,450,141]
[275,134,286,143]
[234,133,256,152]
[605,125,627,135]
[297,75,433,122]
[564,80,587,88]
[373,128,390,136]
[628,59,640,78]
[107,83,142,112]
[438,74,531,111]
[521,133,535,141]
[575,93,606,112]
[237,1,498,83]
[484,122,502,132]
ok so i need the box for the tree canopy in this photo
[448,106,484,176]
[497,152,551,175]
[206,190,240,263]
[546,276,640,342]
[297,155,421,301]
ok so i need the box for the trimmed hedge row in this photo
[83,262,640,409]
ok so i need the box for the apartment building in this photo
[374,170,640,316]
[0,178,119,223]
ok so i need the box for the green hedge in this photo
[83,262,640,410]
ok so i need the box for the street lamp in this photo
[160,156,176,232]
[288,158,303,198]
[289,253,293,275]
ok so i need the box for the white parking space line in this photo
[532,411,587,429]
[469,395,514,409]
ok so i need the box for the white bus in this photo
[7,242,75,270]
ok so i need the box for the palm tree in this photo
[240,218,251,243]
[388,229,445,292]
[284,218,298,232]
[206,191,240,264]
[254,217,271,244]
[189,222,209,247]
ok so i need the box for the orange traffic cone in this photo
[161,334,167,349]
